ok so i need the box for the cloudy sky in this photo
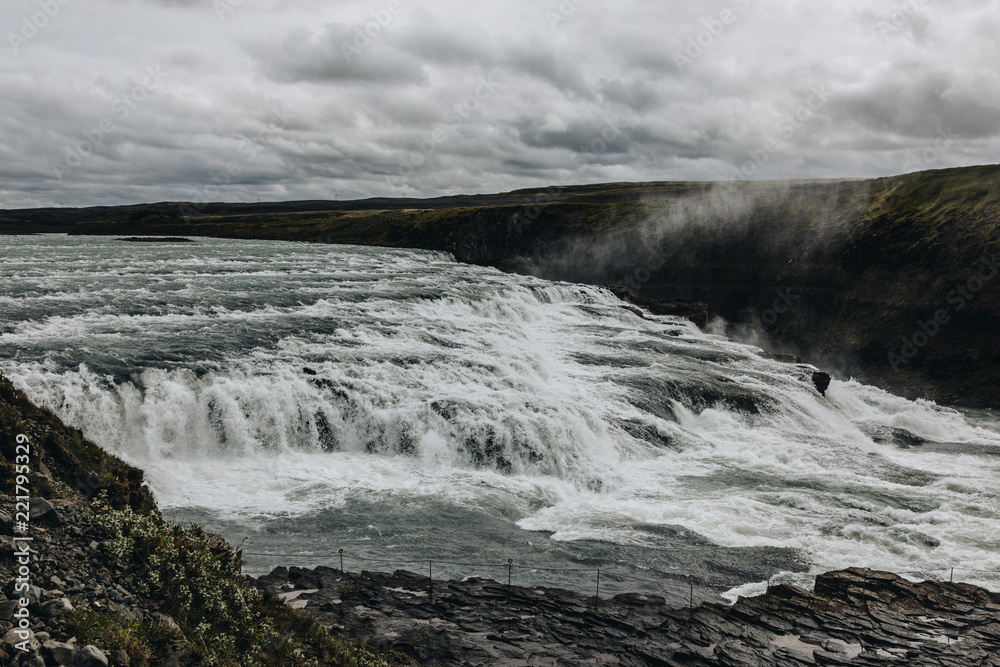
[1,0,998,208]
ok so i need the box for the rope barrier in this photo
[244,549,757,597]
[244,552,513,569]
[242,547,1000,603]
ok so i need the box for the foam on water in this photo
[2,235,999,597]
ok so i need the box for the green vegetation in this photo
[64,610,185,667]
[92,500,413,666]
[859,166,1000,287]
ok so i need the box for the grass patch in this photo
[64,611,184,666]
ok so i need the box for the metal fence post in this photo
[339,549,344,573]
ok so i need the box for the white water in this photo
[2,235,998,599]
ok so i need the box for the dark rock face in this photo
[812,371,832,396]
[257,565,1000,666]
[606,287,710,327]
[640,298,710,328]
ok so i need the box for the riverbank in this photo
[256,564,1000,666]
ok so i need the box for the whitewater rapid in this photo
[2,235,998,600]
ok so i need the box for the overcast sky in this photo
[1,0,998,208]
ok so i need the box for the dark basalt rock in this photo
[607,287,710,327]
[812,371,831,396]
[257,565,1000,666]
[636,297,710,328]
[28,497,63,527]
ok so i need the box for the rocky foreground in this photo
[6,492,998,667]
[0,495,227,666]
[256,565,1000,666]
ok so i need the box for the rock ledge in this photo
[256,565,1000,666]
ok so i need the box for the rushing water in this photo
[2,235,999,604]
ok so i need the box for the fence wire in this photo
[241,548,1000,600]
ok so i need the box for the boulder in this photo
[3,582,42,606]
[812,371,831,396]
[0,535,15,558]
[3,627,40,653]
[158,639,197,667]
[151,612,181,632]
[73,644,108,667]
[42,597,74,618]
[42,639,75,666]
[28,498,62,527]
[0,599,19,621]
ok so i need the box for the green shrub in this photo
[64,610,184,666]
[93,500,414,666]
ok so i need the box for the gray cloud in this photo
[255,25,430,84]
[1,0,999,208]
